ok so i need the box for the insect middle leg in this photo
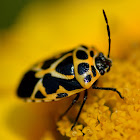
[59,93,80,120]
[92,85,124,99]
[71,90,88,130]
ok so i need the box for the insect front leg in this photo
[59,93,80,120]
[92,85,124,99]
[71,90,88,130]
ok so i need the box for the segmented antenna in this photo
[103,9,111,58]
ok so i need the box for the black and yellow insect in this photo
[17,10,124,130]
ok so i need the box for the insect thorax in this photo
[73,45,101,89]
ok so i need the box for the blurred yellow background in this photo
[0,0,140,140]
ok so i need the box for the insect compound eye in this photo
[107,59,112,67]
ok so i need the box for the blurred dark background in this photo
[0,0,64,30]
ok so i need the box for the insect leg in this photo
[92,85,124,99]
[71,90,88,130]
[59,93,80,119]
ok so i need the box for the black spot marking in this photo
[42,50,74,70]
[84,75,92,83]
[81,45,88,49]
[17,71,40,98]
[57,77,83,91]
[43,74,59,94]
[42,58,58,69]
[91,66,96,77]
[78,63,89,75]
[56,93,68,98]
[32,100,35,102]
[90,51,94,57]
[56,56,74,75]
[43,74,83,94]
[35,91,46,98]
[76,50,88,60]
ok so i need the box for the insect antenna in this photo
[103,9,111,58]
